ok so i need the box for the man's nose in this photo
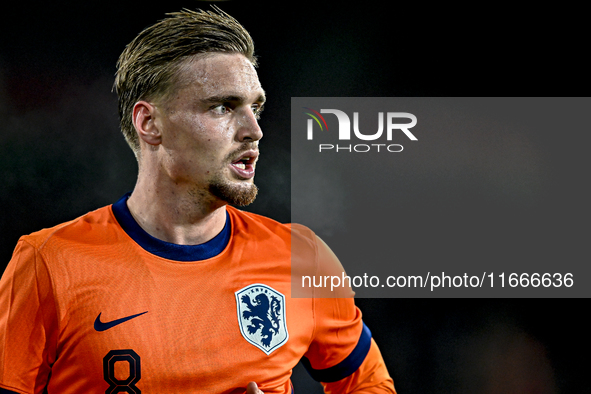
[236,108,263,142]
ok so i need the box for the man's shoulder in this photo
[20,205,116,250]
[226,206,316,241]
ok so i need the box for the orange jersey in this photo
[0,195,395,393]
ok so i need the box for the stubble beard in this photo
[208,173,259,207]
[206,142,260,207]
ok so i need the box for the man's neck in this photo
[126,179,227,246]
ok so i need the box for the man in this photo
[0,7,395,393]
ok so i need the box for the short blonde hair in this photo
[114,7,257,155]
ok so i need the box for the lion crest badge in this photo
[235,284,288,355]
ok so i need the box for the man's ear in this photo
[132,101,162,146]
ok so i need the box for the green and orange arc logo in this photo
[303,107,329,131]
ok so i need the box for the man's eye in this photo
[252,105,264,119]
[211,104,230,115]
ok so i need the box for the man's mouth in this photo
[231,152,257,167]
[230,150,258,178]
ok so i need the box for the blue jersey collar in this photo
[111,193,231,262]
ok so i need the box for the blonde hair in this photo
[114,7,257,155]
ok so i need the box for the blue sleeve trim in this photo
[302,322,372,383]
[0,389,20,394]
[112,193,231,261]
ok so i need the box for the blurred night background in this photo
[0,1,588,393]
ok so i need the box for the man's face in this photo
[152,53,265,207]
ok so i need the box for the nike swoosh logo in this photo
[94,311,148,332]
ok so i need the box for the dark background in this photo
[0,1,587,393]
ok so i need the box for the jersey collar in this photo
[111,193,231,261]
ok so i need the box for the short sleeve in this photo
[302,296,395,393]
[300,234,396,393]
[303,297,369,380]
[0,239,58,394]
